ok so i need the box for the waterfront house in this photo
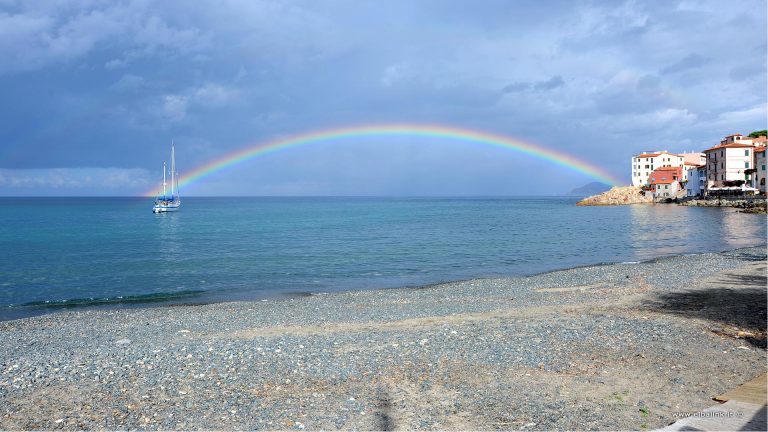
[720,133,762,146]
[754,147,766,195]
[703,141,755,190]
[685,165,706,197]
[648,166,683,198]
[631,151,704,186]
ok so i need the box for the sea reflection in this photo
[718,208,766,249]
[629,204,766,260]
[628,205,691,258]
[156,211,182,260]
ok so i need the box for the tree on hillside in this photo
[748,130,767,138]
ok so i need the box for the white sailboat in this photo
[153,143,181,213]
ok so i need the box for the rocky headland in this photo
[576,186,653,206]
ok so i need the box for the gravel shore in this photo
[1,247,766,430]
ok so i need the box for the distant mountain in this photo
[566,181,612,197]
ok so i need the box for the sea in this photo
[0,197,765,320]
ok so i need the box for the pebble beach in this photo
[1,247,766,430]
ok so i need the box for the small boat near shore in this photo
[153,144,181,213]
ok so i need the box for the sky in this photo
[0,0,765,196]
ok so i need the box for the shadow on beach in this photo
[644,272,767,349]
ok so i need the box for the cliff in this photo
[576,186,652,206]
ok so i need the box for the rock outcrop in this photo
[679,197,767,214]
[576,186,652,206]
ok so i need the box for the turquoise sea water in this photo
[0,197,765,320]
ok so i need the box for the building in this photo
[754,147,767,195]
[681,152,705,182]
[720,133,767,146]
[720,133,753,145]
[685,165,706,197]
[631,151,680,186]
[704,141,756,189]
[648,166,683,198]
[631,151,704,186]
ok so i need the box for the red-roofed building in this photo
[648,166,683,198]
[704,135,759,190]
[631,151,704,187]
[720,134,754,146]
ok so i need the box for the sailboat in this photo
[152,143,181,213]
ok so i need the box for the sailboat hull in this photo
[153,202,181,213]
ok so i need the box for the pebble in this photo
[0,246,764,431]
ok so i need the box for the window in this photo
[745,162,749,168]
[745,150,749,156]
[762,165,766,171]
[720,162,723,169]
[721,150,724,157]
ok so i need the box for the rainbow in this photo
[145,124,623,196]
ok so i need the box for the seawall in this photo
[678,196,767,214]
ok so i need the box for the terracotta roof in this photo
[650,177,677,185]
[755,147,766,153]
[725,133,743,137]
[704,143,755,151]
[634,150,679,158]
[648,166,682,185]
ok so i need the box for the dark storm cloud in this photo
[0,0,765,195]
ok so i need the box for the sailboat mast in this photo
[162,161,167,198]
[170,142,176,198]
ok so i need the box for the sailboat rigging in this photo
[152,143,181,213]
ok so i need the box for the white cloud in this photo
[0,2,209,75]
[380,63,412,87]
[710,104,767,130]
[580,108,699,135]
[193,83,239,107]
[154,82,240,122]
[111,73,146,92]
[160,94,189,121]
[0,167,152,190]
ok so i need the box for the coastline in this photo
[1,246,766,430]
[5,242,767,322]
